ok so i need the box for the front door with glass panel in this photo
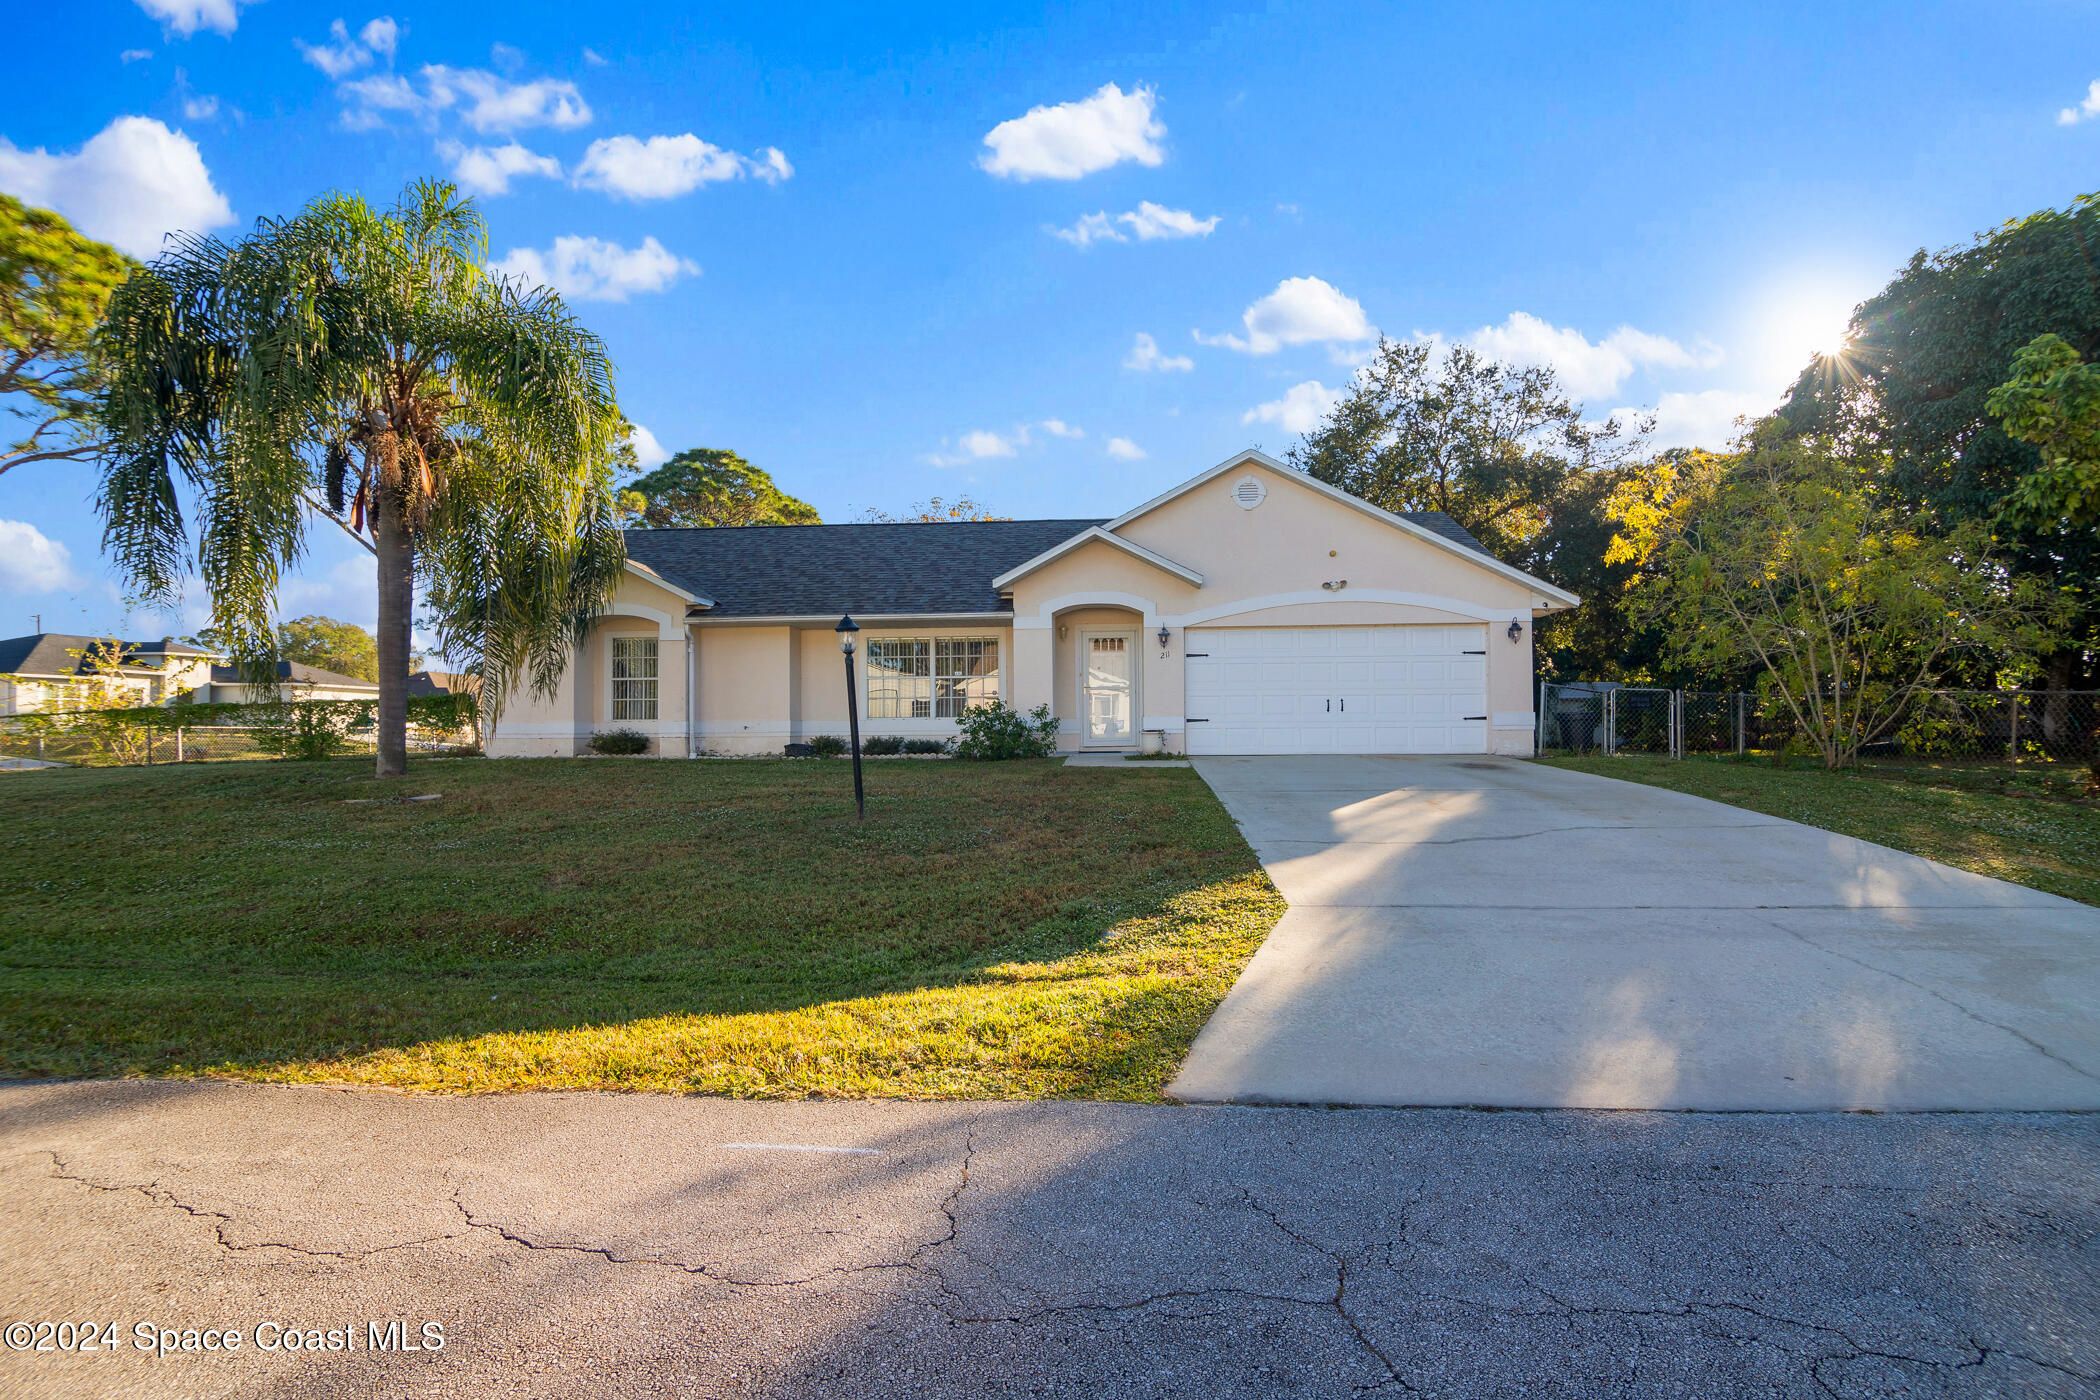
[1081,632,1135,745]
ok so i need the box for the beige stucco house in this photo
[487,450,1580,759]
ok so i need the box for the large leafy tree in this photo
[1611,430,2063,767]
[616,446,819,528]
[1777,191,2100,691]
[1990,333,2100,531]
[1289,338,1649,563]
[0,194,133,477]
[276,615,379,681]
[96,180,625,777]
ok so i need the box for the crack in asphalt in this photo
[40,1152,462,1261]
[1762,914,2100,1085]
[32,1136,2098,1392]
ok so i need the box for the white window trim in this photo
[607,633,661,724]
[856,629,1007,728]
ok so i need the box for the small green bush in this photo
[860,735,904,755]
[951,701,1059,760]
[806,734,849,757]
[902,738,948,755]
[588,728,651,755]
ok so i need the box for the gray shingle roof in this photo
[209,660,378,690]
[623,520,1107,617]
[622,510,1506,619]
[0,633,214,676]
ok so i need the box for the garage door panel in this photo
[1186,625,1487,755]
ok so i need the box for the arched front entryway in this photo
[1049,604,1145,749]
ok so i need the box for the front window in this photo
[866,636,999,718]
[610,637,659,720]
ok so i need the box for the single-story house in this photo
[0,634,218,715]
[487,449,1581,759]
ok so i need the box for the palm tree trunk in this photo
[374,496,414,778]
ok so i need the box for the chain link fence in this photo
[1539,683,2100,765]
[1,697,479,769]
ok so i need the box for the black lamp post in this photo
[835,615,864,823]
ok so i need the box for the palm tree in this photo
[95,180,624,776]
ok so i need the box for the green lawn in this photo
[0,758,1282,1098]
[1542,755,2100,906]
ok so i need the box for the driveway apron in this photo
[1170,756,2100,1110]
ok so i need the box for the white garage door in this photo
[1183,625,1488,755]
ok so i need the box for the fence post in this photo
[1605,689,1617,757]
[146,725,153,766]
[176,726,184,763]
[1537,679,1547,756]
[2007,690,2019,765]
[1672,690,1683,759]
[1735,693,1745,756]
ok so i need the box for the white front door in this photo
[1183,624,1488,755]
[1081,632,1136,746]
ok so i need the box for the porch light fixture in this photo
[834,615,865,822]
[1156,624,1171,650]
[1507,617,1524,644]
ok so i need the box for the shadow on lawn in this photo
[0,758,1282,1097]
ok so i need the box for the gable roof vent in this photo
[1231,475,1268,510]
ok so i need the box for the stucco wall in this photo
[487,567,695,757]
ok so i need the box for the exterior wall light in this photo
[1507,617,1524,644]
[1157,624,1171,649]
[835,615,864,822]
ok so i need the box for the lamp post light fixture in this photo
[835,615,865,823]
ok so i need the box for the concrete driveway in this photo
[1171,756,2100,1111]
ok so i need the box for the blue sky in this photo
[3,0,2096,642]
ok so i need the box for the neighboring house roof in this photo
[209,661,380,692]
[408,670,480,697]
[622,519,1108,618]
[0,633,216,677]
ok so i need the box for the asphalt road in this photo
[3,1081,2095,1398]
[1174,756,2100,1110]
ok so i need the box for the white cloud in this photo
[120,48,153,64]
[1124,332,1193,372]
[1614,388,1771,450]
[490,236,698,303]
[959,429,1019,458]
[135,0,250,38]
[572,134,792,200]
[0,520,81,593]
[1050,212,1121,248]
[1119,201,1217,240]
[1464,311,1720,400]
[182,94,219,120]
[1242,380,1343,435]
[979,82,1165,181]
[628,423,670,468]
[582,48,608,67]
[0,116,234,259]
[297,17,401,78]
[1199,276,1377,356]
[1051,200,1218,247]
[340,65,590,134]
[489,41,526,72]
[926,426,1032,466]
[2061,80,2100,125]
[1039,419,1084,438]
[1104,436,1146,461]
[439,139,560,195]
